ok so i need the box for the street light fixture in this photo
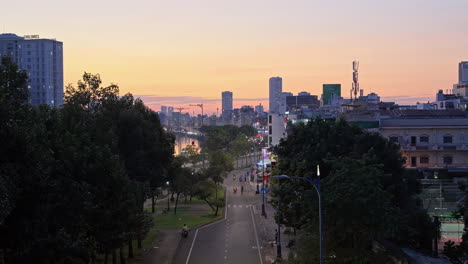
[273,165,322,264]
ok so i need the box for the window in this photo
[269,126,272,135]
[419,136,429,143]
[269,115,272,124]
[420,156,429,164]
[443,156,453,165]
[443,135,453,144]
[389,136,398,144]
[411,157,416,167]
[411,136,417,146]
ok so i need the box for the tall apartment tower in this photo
[269,77,282,113]
[459,61,468,84]
[0,33,63,107]
[222,91,233,113]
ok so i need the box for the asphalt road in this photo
[174,173,263,264]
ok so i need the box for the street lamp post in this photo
[273,165,322,264]
[276,177,282,259]
[261,162,266,216]
[166,181,170,212]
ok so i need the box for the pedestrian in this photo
[241,185,244,194]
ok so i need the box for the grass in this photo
[155,207,223,229]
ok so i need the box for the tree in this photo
[275,118,434,261]
[231,134,250,168]
[239,125,257,137]
[182,144,202,202]
[205,151,233,199]
[194,179,225,216]
[0,68,174,263]
[168,157,192,215]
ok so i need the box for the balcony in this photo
[400,144,468,151]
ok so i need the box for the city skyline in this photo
[2,0,468,114]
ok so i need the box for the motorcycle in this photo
[181,229,189,238]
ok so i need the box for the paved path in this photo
[173,169,293,264]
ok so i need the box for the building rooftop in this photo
[380,109,468,118]
[0,33,24,40]
[0,33,59,42]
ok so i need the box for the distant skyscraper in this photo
[168,106,174,117]
[322,84,341,105]
[279,92,292,114]
[222,91,233,113]
[255,104,264,113]
[459,61,468,84]
[0,33,63,107]
[161,105,167,114]
[269,77,282,113]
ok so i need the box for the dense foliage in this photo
[0,57,174,263]
[273,118,437,263]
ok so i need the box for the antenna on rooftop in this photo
[351,61,360,101]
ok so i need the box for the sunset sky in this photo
[3,0,468,114]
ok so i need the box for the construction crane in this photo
[189,104,204,126]
[175,107,188,114]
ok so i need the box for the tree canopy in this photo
[0,65,174,263]
[274,118,436,263]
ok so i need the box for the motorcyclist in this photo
[182,224,189,237]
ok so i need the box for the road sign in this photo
[260,188,268,194]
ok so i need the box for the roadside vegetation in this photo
[0,56,174,264]
[272,118,450,263]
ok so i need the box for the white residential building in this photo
[268,113,287,147]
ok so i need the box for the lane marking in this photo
[185,188,229,264]
[250,206,263,264]
[184,229,198,264]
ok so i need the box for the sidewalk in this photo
[250,181,294,263]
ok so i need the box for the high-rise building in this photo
[161,105,168,114]
[168,106,174,117]
[459,61,468,84]
[286,94,320,109]
[279,92,292,114]
[222,91,233,113]
[255,104,264,113]
[0,33,63,107]
[322,84,341,105]
[269,77,282,113]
